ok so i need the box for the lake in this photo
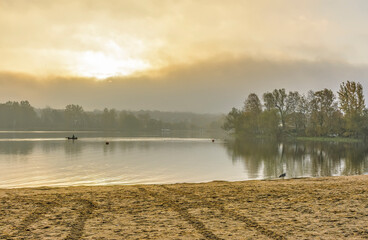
[0,131,367,188]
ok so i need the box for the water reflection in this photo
[0,137,238,188]
[0,139,176,157]
[64,141,83,157]
[225,138,368,178]
[1,135,368,188]
[0,141,34,155]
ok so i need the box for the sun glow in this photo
[72,51,151,79]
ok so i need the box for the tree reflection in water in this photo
[224,138,368,179]
[0,141,34,155]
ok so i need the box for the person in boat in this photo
[67,134,77,140]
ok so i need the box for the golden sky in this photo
[2,0,368,78]
[1,0,368,112]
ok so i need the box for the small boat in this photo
[66,135,78,140]
[66,137,78,140]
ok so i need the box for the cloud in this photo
[1,1,368,112]
[1,57,368,113]
[2,0,368,76]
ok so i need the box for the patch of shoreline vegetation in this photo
[295,136,362,143]
[223,81,368,141]
[226,134,362,143]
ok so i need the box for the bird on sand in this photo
[279,173,286,178]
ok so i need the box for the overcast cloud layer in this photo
[2,58,368,113]
[1,0,368,112]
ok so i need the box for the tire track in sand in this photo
[161,185,286,240]
[63,199,96,240]
[0,196,96,240]
[15,199,60,237]
[138,187,224,240]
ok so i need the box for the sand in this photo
[0,175,368,239]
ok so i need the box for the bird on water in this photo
[279,173,286,178]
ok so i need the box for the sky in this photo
[1,0,368,113]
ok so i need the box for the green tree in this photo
[0,101,38,129]
[338,81,365,137]
[263,89,299,133]
[222,107,244,135]
[119,111,141,131]
[244,93,262,114]
[271,89,288,130]
[65,104,85,129]
[102,108,117,130]
[294,95,310,136]
[259,109,279,137]
[41,107,65,129]
[338,81,365,116]
[242,93,262,136]
[307,89,341,136]
[285,91,302,135]
[263,92,275,111]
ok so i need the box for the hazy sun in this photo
[72,51,150,79]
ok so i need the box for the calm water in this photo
[0,131,367,188]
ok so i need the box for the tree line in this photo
[0,102,222,131]
[223,81,368,139]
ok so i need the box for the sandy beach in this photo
[1,175,368,239]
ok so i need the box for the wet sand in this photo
[0,175,368,239]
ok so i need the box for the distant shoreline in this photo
[229,135,364,143]
[295,136,362,143]
[1,175,367,239]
